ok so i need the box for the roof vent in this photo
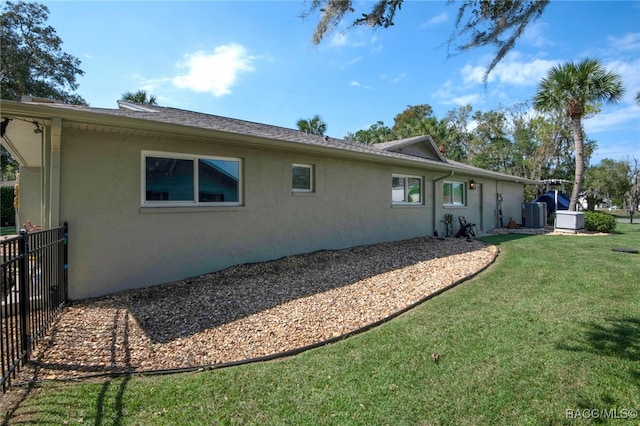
[20,95,62,104]
[117,100,158,112]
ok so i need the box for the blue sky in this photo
[42,1,640,164]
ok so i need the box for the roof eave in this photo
[0,100,537,184]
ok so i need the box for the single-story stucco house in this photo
[1,97,538,300]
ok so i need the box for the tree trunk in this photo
[569,117,584,211]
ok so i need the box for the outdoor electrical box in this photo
[555,211,585,231]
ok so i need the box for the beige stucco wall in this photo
[16,167,43,230]
[55,129,525,299]
[495,180,526,228]
[432,179,522,235]
[58,131,423,299]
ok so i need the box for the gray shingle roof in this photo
[3,99,540,184]
[47,100,371,152]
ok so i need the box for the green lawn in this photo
[3,224,639,425]
[605,208,634,220]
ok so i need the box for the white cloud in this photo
[330,32,348,47]
[521,21,553,48]
[432,79,455,100]
[607,32,640,53]
[420,12,447,28]
[371,43,383,54]
[350,81,373,90]
[432,80,479,107]
[380,72,407,83]
[605,57,640,104]
[461,64,493,85]
[390,72,407,83]
[461,53,557,86]
[451,94,480,106]
[324,30,379,50]
[494,58,557,85]
[129,75,171,91]
[584,104,640,133]
[172,44,255,97]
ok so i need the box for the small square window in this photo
[443,181,466,206]
[392,174,423,205]
[292,164,313,192]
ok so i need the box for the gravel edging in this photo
[18,237,498,383]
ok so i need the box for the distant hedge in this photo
[584,211,617,233]
[1,186,16,226]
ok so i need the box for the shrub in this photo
[584,211,617,233]
[1,186,16,226]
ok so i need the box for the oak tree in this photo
[1,1,86,104]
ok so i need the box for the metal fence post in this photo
[18,229,30,362]
[63,222,68,302]
[2,224,70,393]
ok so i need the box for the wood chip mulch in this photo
[16,236,498,383]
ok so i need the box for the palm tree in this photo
[296,114,327,136]
[121,89,158,105]
[533,58,624,211]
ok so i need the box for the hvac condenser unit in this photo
[522,202,547,228]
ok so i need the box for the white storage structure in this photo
[555,211,585,231]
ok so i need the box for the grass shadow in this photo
[3,308,135,412]
[1,308,134,424]
[556,317,640,361]
[95,375,131,426]
[478,233,535,245]
[556,317,640,422]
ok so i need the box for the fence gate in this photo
[1,222,68,393]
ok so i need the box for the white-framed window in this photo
[142,151,242,207]
[292,163,314,192]
[443,181,466,206]
[392,174,423,205]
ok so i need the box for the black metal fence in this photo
[1,223,68,393]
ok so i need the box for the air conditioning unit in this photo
[522,202,547,228]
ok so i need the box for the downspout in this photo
[432,171,454,235]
